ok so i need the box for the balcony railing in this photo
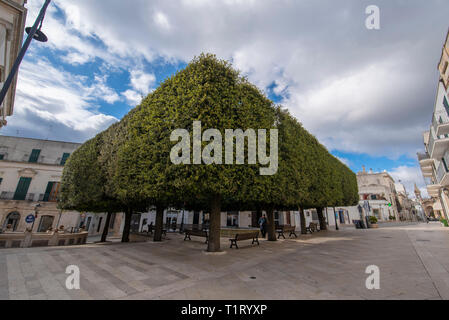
[417,152,430,161]
[0,192,49,202]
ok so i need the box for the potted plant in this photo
[440,219,448,227]
[369,216,379,228]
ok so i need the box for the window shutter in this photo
[60,153,70,165]
[28,149,41,163]
[444,96,449,115]
[13,177,32,200]
[43,182,54,202]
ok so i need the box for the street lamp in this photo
[0,0,51,108]
[31,203,41,232]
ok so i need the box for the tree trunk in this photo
[207,194,221,252]
[101,211,112,243]
[299,207,307,234]
[334,207,339,230]
[121,208,132,243]
[266,207,277,241]
[317,207,327,231]
[154,206,164,242]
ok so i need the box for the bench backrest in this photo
[187,229,208,237]
[277,225,294,231]
[235,231,259,240]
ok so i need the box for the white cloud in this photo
[130,70,156,95]
[121,69,156,106]
[20,0,449,158]
[336,157,351,167]
[122,89,143,106]
[3,58,118,141]
[390,166,428,199]
[154,11,171,31]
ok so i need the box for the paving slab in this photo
[1,222,449,299]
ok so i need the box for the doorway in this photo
[226,211,239,227]
[130,213,141,233]
[193,211,200,225]
[251,211,262,228]
[85,216,92,231]
[97,217,103,233]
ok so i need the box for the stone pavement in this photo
[1,222,449,300]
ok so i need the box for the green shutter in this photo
[13,177,32,200]
[28,149,41,163]
[43,182,54,202]
[60,153,70,165]
[443,96,449,116]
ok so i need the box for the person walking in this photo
[258,215,267,238]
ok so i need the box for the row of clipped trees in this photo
[59,54,359,252]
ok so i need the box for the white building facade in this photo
[0,136,82,233]
[418,30,449,221]
[357,167,399,222]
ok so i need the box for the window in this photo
[3,212,20,231]
[444,96,449,116]
[443,157,449,173]
[60,153,70,165]
[0,154,4,160]
[37,216,54,233]
[43,182,61,202]
[28,149,41,163]
[13,177,32,200]
[0,178,2,185]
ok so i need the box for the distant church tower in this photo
[414,183,422,201]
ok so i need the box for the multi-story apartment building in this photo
[0,136,82,233]
[418,30,449,221]
[0,0,27,127]
[439,30,449,91]
[356,167,399,221]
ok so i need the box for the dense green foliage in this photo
[59,53,359,250]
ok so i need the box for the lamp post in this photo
[31,203,41,232]
[0,0,51,108]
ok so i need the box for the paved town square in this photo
[1,222,449,300]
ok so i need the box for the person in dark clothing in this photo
[258,215,267,238]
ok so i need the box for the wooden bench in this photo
[184,229,208,243]
[305,222,319,234]
[229,231,260,249]
[276,225,298,239]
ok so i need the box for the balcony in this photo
[427,183,441,198]
[433,114,449,137]
[428,132,449,160]
[417,152,433,177]
[0,192,38,201]
[436,151,449,187]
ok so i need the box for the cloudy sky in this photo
[2,0,449,197]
